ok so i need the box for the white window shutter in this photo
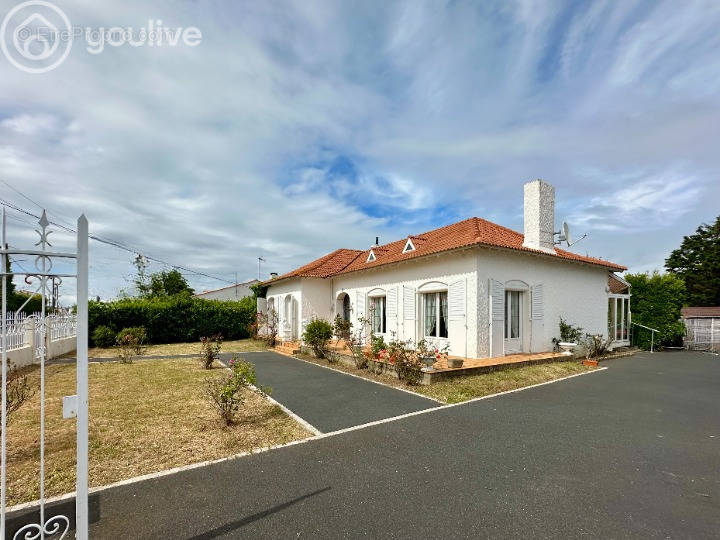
[490,278,505,357]
[403,286,416,320]
[448,279,466,320]
[491,279,505,322]
[387,287,398,318]
[356,290,365,317]
[531,284,544,320]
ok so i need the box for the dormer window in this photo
[367,250,376,262]
[403,238,416,253]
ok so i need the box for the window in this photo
[504,291,520,339]
[403,238,415,253]
[367,250,376,262]
[423,291,448,338]
[370,296,386,333]
[342,294,351,321]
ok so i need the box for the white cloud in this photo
[0,0,718,300]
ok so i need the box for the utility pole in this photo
[258,257,265,281]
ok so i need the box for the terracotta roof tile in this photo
[608,273,630,294]
[266,217,626,284]
[681,306,720,318]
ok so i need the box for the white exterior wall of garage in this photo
[265,246,609,359]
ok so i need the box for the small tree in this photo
[332,315,352,344]
[205,357,268,425]
[347,315,370,369]
[303,318,334,358]
[256,308,279,346]
[199,334,223,369]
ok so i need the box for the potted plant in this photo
[436,343,460,368]
[415,339,436,370]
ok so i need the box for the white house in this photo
[195,279,260,301]
[260,180,628,359]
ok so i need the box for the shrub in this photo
[0,361,37,437]
[370,335,387,357]
[582,333,614,359]
[346,316,369,369]
[302,318,334,358]
[116,327,147,363]
[552,318,583,351]
[385,338,423,385]
[200,334,223,369]
[205,357,268,425]
[332,316,352,344]
[92,325,117,348]
[88,295,256,345]
[256,308,279,347]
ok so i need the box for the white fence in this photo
[685,317,719,353]
[0,311,77,353]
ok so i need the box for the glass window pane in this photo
[424,293,436,337]
[622,298,629,340]
[381,297,386,333]
[504,291,509,338]
[510,291,520,339]
[439,291,448,338]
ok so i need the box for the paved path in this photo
[234,351,439,432]
[11,351,720,538]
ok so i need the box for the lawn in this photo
[413,361,595,403]
[295,352,595,404]
[87,338,268,358]
[6,357,311,506]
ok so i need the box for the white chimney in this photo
[522,179,556,253]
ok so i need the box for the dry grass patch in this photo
[87,338,268,358]
[413,361,596,403]
[6,358,311,506]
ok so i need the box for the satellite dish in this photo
[562,222,572,246]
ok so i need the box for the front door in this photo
[504,290,523,354]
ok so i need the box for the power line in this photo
[0,195,234,285]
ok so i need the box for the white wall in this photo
[476,248,609,355]
[265,278,303,340]
[195,281,257,301]
[266,247,609,357]
[330,251,478,358]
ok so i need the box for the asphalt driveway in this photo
[230,351,440,432]
[12,350,720,538]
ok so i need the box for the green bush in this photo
[302,318,334,358]
[92,325,117,348]
[625,271,686,350]
[116,327,147,361]
[205,356,269,425]
[88,295,256,345]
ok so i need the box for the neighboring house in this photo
[260,180,627,359]
[681,307,720,352]
[194,279,260,301]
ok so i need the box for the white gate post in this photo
[1,207,7,539]
[76,215,89,539]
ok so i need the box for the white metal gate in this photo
[0,209,89,539]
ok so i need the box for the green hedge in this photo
[625,271,685,350]
[89,295,256,345]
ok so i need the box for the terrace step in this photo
[274,341,301,355]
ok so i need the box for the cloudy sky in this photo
[1,0,718,304]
